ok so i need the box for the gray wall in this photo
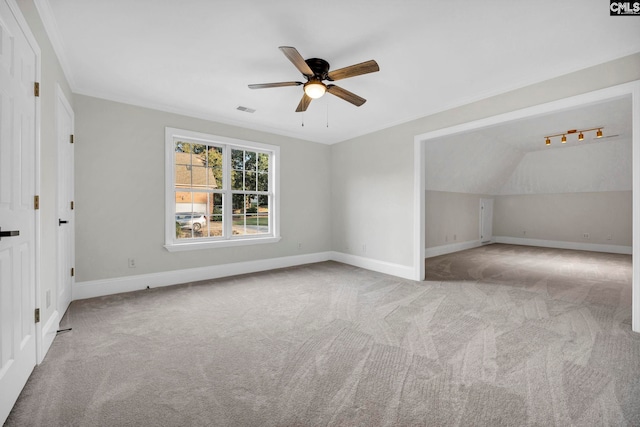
[331,53,640,268]
[17,0,74,327]
[494,192,632,246]
[74,95,331,282]
[425,191,488,248]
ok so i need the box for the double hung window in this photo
[165,128,280,251]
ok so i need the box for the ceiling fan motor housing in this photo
[305,58,331,80]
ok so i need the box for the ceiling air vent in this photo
[236,106,256,113]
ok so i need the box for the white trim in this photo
[414,80,640,333]
[493,236,632,255]
[33,0,76,89]
[74,252,332,300]
[40,310,59,357]
[164,127,280,250]
[55,84,74,317]
[165,236,282,252]
[73,251,417,300]
[414,140,425,281]
[425,240,485,258]
[632,82,640,333]
[330,251,415,281]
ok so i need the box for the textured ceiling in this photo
[425,97,633,195]
[35,0,640,144]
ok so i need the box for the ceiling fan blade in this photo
[326,85,366,107]
[295,93,312,112]
[248,81,303,89]
[328,60,379,81]
[279,46,314,77]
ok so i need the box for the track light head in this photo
[596,129,603,138]
[545,138,551,145]
[561,135,567,143]
[578,132,584,141]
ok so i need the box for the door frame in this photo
[479,198,493,244]
[414,80,640,333]
[55,83,74,317]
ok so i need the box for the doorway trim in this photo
[55,83,74,319]
[413,80,640,333]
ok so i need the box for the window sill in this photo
[164,236,281,252]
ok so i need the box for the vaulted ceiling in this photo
[425,97,633,195]
[36,0,640,144]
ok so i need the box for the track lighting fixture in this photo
[544,127,604,146]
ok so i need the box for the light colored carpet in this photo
[6,244,640,426]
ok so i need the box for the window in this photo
[165,128,280,251]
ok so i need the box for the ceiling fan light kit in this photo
[304,80,326,99]
[248,46,379,112]
[544,127,604,146]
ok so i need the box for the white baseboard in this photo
[493,236,632,255]
[330,251,415,280]
[74,252,333,300]
[425,240,485,258]
[39,310,59,363]
[74,251,417,300]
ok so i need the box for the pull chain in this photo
[326,103,329,128]
[301,112,304,127]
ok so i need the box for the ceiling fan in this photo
[248,46,379,112]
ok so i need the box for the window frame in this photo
[164,127,281,252]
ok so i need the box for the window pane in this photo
[258,195,269,211]
[258,153,269,173]
[175,144,192,187]
[207,146,223,189]
[208,193,223,237]
[191,166,207,188]
[245,151,257,171]
[231,194,269,236]
[245,171,256,191]
[192,143,206,154]
[232,149,244,170]
[231,170,243,191]
[232,193,245,214]
[256,213,269,233]
[175,192,207,240]
[257,172,268,191]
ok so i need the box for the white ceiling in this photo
[36,0,640,144]
[425,97,633,194]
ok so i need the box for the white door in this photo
[57,87,74,316]
[0,0,39,423]
[480,198,493,243]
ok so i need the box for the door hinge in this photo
[35,308,40,323]
[71,201,74,210]
[34,195,40,210]
[34,82,40,97]
[70,134,74,144]
[71,267,75,277]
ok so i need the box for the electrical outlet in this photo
[362,244,367,253]
[606,234,612,241]
[453,234,457,241]
[297,242,302,250]
[522,230,526,236]
[445,235,448,242]
[46,290,51,308]
[128,258,136,268]
[582,233,590,239]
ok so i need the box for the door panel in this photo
[0,0,38,423]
